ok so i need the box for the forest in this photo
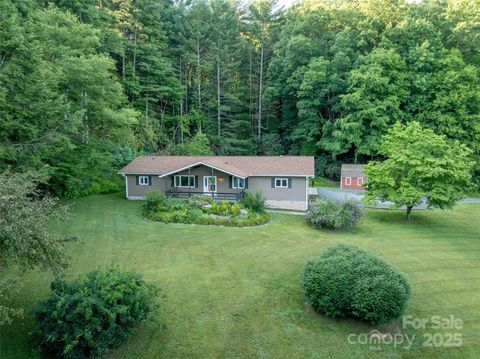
[0,0,479,197]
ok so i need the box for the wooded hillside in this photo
[1,0,478,196]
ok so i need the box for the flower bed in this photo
[143,191,270,227]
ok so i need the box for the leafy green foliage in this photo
[266,0,480,182]
[305,199,364,230]
[239,191,267,213]
[0,171,71,325]
[301,244,410,325]
[2,0,480,192]
[364,122,474,220]
[143,190,170,214]
[187,194,215,208]
[33,268,159,359]
[142,190,269,227]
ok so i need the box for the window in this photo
[357,177,364,185]
[345,177,352,186]
[139,176,149,186]
[174,175,196,188]
[275,178,289,188]
[232,176,245,189]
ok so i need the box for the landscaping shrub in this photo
[240,191,266,213]
[188,195,214,208]
[208,200,231,216]
[305,199,364,230]
[33,268,159,359]
[143,191,269,227]
[143,190,169,214]
[168,199,189,211]
[301,244,410,325]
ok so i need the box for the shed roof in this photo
[120,156,315,177]
[341,164,366,178]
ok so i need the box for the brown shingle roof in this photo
[120,156,314,177]
[341,164,365,178]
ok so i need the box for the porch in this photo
[166,190,242,202]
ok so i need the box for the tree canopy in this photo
[0,171,71,325]
[364,122,474,220]
[0,0,478,195]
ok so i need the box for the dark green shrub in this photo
[186,208,204,222]
[301,244,410,325]
[168,199,189,211]
[86,179,120,195]
[240,191,266,213]
[143,190,168,215]
[305,199,364,230]
[33,268,159,359]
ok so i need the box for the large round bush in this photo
[301,244,410,324]
[305,199,364,230]
[33,268,159,359]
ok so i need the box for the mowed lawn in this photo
[1,194,479,359]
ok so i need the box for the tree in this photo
[176,132,213,155]
[0,171,71,325]
[364,122,474,221]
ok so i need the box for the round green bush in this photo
[305,199,364,230]
[240,191,266,213]
[301,244,410,324]
[33,268,159,359]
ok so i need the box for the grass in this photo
[1,193,479,358]
[309,176,339,188]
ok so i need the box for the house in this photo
[340,164,366,190]
[119,156,314,211]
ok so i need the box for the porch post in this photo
[188,167,191,197]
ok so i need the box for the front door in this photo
[203,176,217,193]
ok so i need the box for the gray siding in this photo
[125,168,309,209]
[126,175,167,198]
[247,176,307,201]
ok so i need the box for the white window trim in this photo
[275,178,289,188]
[232,176,245,189]
[174,175,196,188]
[139,176,149,186]
[357,177,364,185]
[345,177,352,186]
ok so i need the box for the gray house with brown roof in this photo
[119,156,314,211]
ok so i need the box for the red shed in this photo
[340,164,366,190]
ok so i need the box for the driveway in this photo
[309,187,480,209]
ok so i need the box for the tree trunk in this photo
[133,27,137,77]
[249,50,253,131]
[258,43,264,138]
[196,39,202,111]
[179,58,184,145]
[406,205,413,222]
[217,60,221,137]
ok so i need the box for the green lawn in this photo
[1,194,479,358]
[310,177,339,188]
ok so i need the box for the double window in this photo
[357,177,364,185]
[274,178,289,188]
[345,177,352,186]
[174,175,196,188]
[138,176,150,186]
[232,176,245,189]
